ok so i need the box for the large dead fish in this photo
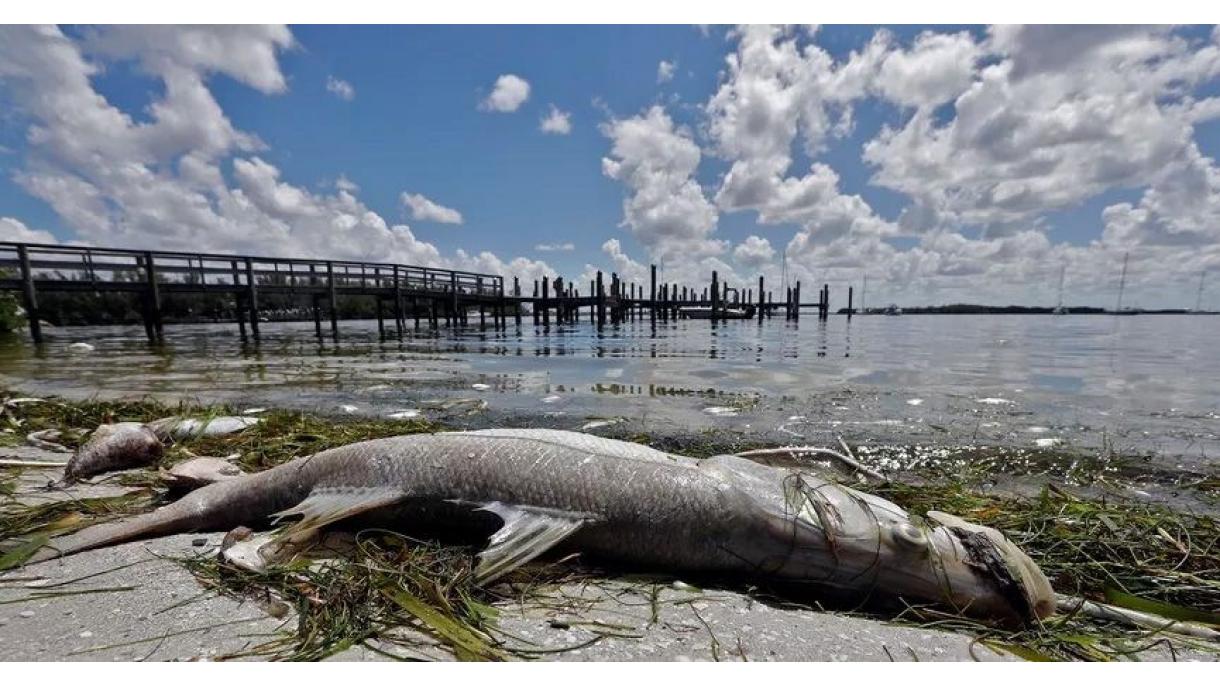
[27,429,1054,624]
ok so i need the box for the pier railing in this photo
[1,241,843,345]
[0,241,505,342]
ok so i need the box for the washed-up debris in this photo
[63,422,162,482]
[148,416,261,441]
[976,397,1015,405]
[579,418,623,431]
[471,383,491,391]
[66,342,95,353]
[162,457,245,491]
[339,404,359,414]
[906,398,925,406]
[540,395,562,404]
[25,429,70,453]
[242,408,267,415]
[387,409,422,420]
[702,406,739,417]
[1033,438,1063,448]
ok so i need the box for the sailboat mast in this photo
[1116,252,1129,313]
[1056,264,1066,310]
[1197,270,1208,312]
[862,273,868,313]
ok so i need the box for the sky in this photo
[1,24,1218,309]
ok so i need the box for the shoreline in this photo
[1,391,1218,661]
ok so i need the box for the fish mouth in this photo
[926,511,1056,624]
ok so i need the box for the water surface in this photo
[2,314,1217,470]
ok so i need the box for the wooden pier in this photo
[1,241,851,345]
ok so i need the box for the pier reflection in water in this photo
[1,314,1217,468]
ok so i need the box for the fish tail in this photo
[26,469,289,565]
[25,503,195,564]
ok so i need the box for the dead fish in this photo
[147,416,260,441]
[161,457,245,491]
[62,422,162,482]
[27,429,1054,625]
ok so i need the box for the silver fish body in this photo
[32,429,1053,624]
[62,422,163,482]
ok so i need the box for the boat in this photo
[678,305,756,320]
[883,304,902,316]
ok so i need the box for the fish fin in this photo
[474,502,592,585]
[272,486,406,541]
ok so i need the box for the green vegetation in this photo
[2,391,1217,661]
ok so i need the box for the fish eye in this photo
[890,523,928,551]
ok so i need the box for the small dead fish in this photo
[67,342,95,353]
[386,409,422,420]
[26,429,71,453]
[62,422,162,482]
[148,416,260,441]
[161,457,245,491]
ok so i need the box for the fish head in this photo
[752,474,1055,626]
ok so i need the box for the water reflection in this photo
[1,315,1217,464]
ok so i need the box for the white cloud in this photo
[480,74,530,113]
[0,25,551,287]
[401,192,464,225]
[535,242,575,252]
[733,235,775,270]
[657,60,676,83]
[600,105,722,263]
[326,75,355,101]
[539,105,572,135]
[334,175,359,193]
[0,217,58,244]
[863,25,1220,232]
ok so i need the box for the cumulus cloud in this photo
[401,192,464,225]
[689,24,1220,307]
[733,235,775,270]
[863,25,1220,232]
[535,242,575,252]
[600,105,723,263]
[0,25,550,286]
[539,105,572,135]
[480,74,530,112]
[326,75,354,101]
[657,59,676,83]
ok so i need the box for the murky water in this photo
[1,314,1218,470]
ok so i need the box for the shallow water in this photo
[1,314,1217,470]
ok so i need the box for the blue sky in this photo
[1,25,1219,307]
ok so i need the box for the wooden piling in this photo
[758,276,765,322]
[513,277,522,326]
[596,271,606,327]
[16,245,41,344]
[393,266,404,337]
[328,261,339,339]
[711,271,719,321]
[244,257,260,341]
[649,264,657,321]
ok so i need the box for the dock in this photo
[1,241,846,344]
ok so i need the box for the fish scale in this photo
[25,428,1054,625]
